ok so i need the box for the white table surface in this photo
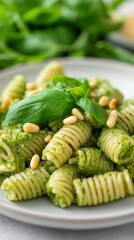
[0,214,134,240]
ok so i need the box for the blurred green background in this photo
[0,0,134,69]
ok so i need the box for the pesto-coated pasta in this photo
[115,104,134,134]
[84,112,103,129]
[1,75,26,102]
[0,134,25,173]
[46,164,77,208]
[48,119,64,133]
[1,165,50,201]
[0,129,50,173]
[98,128,134,165]
[42,121,92,168]
[0,107,7,128]
[69,147,114,177]
[0,62,134,208]
[73,170,134,206]
[116,160,134,181]
[36,61,64,88]
[83,130,100,148]
[89,78,123,104]
[40,161,56,175]
[125,161,134,181]
[0,174,8,186]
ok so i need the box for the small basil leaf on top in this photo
[52,75,80,88]
[76,97,107,126]
[52,75,90,94]
[70,87,86,100]
[3,89,75,126]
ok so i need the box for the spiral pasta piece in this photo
[42,121,92,168]
[0,129,50,174]
[13,130,48,162]
[46,165,77,208]
[1,75,26,102]
[36,61,64,88]
[73,169,134,206]
[1,165,50,201]
[116,104,134,134]
[98,128,134,165]
[69,147,114,177]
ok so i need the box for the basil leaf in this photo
[70,87,86,100]
[52,75,90,96]
[3,89,75,126]
[23,7,61,26]
[77,78,90,97]
[53,75,82,88]
[8,26,76,56]
[76,97,107,126]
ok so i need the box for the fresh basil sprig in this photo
[3,75,107,127]
[3,89,75,126]
[76,97,107,126]
[52,75,90,98]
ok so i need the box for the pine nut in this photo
[106,116,116,128]
[63,116,77,125]
[109,98,117,109]
[72,108,84,120]
[99,96,109,107]
[28,89,41,96]
[23,123,40,133]
[106,110,118,128]
[26,82,36,90]
[1,96,11,110]
[90,92,97,98]
[109,109,118,119]
[44,134,53,143]
[30,154,40,170]
[89,80,97,89]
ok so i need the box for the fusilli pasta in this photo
[0,129,50,173]
[1,75,26,102]
[42,121,92,168]
[46,164,76,207]
[69,147,114,177]
[1,164,50,201]
[116,103,134,134]
[73,169,134,206]
[98,128,134,164]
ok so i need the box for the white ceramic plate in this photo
[0,58,134,229]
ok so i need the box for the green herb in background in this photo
[0,0,133,69]
[94,41,134,64]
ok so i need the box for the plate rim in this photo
[0,57,134,229]
[1,57,134,76]
[0,199,134,229]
